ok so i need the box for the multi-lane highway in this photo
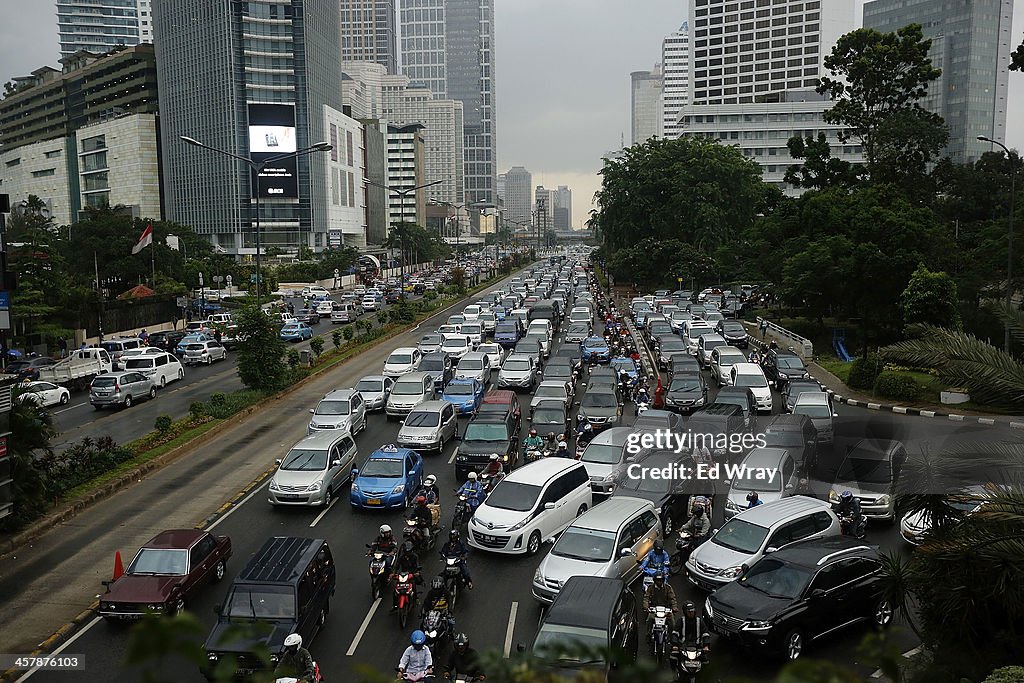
[7,274,1021,682]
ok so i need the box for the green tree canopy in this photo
[900,263,961,330]
[234,305,288,392]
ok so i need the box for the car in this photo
[175,332,213,355]
[495,320,523,347]
[611,449,704,536]
[530,399,571,442]
[440,334,473,363]
[476,342,505,369]
[564,321,591,344]
[17,381,71,407]
[576,388,621,431]
[716,320,749,348]
[89,371,157,410]
[631,409,685,432]
[553,345,583,372]
[385,371,436,418]
[542,359,576,386]
[579,426,634,497]
[293,308,320,325]
[711,346,748,387]
[331,302,360,323]
[497,354,538,391]
[697,333,728,369]
[454,410,520,478]
[461,322,484,347]
[418,352,456,391]
[354,374,394,411]
[899,485,990,546]
[531,380,573,413]
[784,379,824,413]
[182,340,227,365]
[522,331,551,358]
[308,388,368,434]
[682,321,714,355]
[663,373,709,414]
[361,295,379,312]
[705,536,891,661]
[6,356,58,381]
[762,350,810,390]
[829,439,907,520]
[532,497,662,604]
[713,386,759,432]
[730,362,773,413]
[668,353,701,376]
[397,400,459,453]
[670,310,693,333]
[462,304,482,321]
[513,338,544,368]
[315,300,334,316]
[792,391,836,444]
[279,322,313,342]
[350,444,424,509]
[269,431,359,506]
[478,311,497,333]
[148,330,188,353]
[441,377,486,415]
[98,529,231,620]
[762,414,819,476]
[724,447,800,519]
[454,351,492,385]
[580,336,611,364]
[302,285,330,298]
[382,347,422,380]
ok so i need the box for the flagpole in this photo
[151,239,156,287]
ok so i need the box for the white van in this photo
[468,458,593,556]
[121,351,185,388]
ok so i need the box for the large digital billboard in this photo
[248,104,298,198]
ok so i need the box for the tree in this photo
[784,132,863,190]
[234,305,287,392]
[900,263,961,330]
[0,391,57,531]
[1011,38,1024,71]
[818,24,948,187]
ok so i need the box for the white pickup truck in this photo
[37,348,113,390]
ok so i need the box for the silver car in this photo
[268,431,359,507]
[724,447,799,519]
[397,400,459,453]
[308,388,368,435]
[386,371,436,418]
[454,352,492,385]
[532,497,661,604]
[89,371,157,409]
[182,340,227,366]
[793,391,836,444]
[355,375,394,411]
[579,427,634,496]
[497,354,537,390]
[417,334,444,355]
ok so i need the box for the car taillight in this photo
[114,383,121,392]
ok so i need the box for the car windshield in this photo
[795,403,832,418]
[584,338,607,349]
[405,411,440,427]
[536,386,565,399]
[670,377,701,392]
[763,429,805,448]
[420,335,442,346]
[838,456,893,485]
[545,366,572,380]
[460,359,484,370]
[281,449,329,471]
[444,338,469,348]
[420,357,446,371]
[315,400,350,415]
[581,443,624,465]
[388,353,413,365]
[734,373,767,388]
[392,380,424,396]
[533,408,565,424]
[738,558,811,600]
[446,383,476,396]
[722,323,745,334]
[496,323,518,332]
[717,353,745,366]
[786,383,820,399]
[128,548,188,575]
[662,340,687,351]
[462,324,482,334]
[611,359,636,373]
[504,359,531,371]
[732,464,783,492]
[568,323,589,334]
[713,518,770,554]
[360,458,405,478]
[703,340,727,352]
[226,586,295,619]
[552,527,616,562]
[92,377,116,387]
[617,470,671,493]
[282,325,300,332]
[356,379,384,392]
[485,481,541,511]
[124,359,154,369]
[464,422,509,441]
[777,357,806,370]
[582,393,617,408]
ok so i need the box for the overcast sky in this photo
[1,0,1022,229]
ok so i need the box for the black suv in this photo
[762,350,810,391]
[455,410,518,479]
[705,536,891,661]
[716,320,749,349]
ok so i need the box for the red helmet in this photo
[415,495,427,505]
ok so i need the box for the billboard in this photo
[248,104,298,198]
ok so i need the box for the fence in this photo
[754,316,814,359]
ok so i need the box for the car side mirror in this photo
[544,501,556,510]
[516,643,526,653]
[765,546,778,554]
[275,459,282,466]
[351,467,359,477]
[620,547,635,557]
[309,408,315,414]
[810,588,825,600]
[331,460,342,467]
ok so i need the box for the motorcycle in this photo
[451,495,475,530]
[649,605,672,665]
[366,546,393,600]
[839,512,867,540]
[421,608,453,652]
[440,552,468,607]
[396,669,433,682]
[670,531,704,576]
[274,661,323,683]
[480,471,505,494]
[404,518,438,555]
[669,642,706,683]
[524,447,542,464]
[636,401,651,416]
[393,571,417,629]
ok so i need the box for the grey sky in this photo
[1,0,1022,229]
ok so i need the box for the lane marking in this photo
[53,403,89,415]
[309,497,338,527]
[208,481,269,531]
[346,597,382,655]
[448,450,457,464]
[15,616,102,682]
[504,601,519,658]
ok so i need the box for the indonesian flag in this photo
[131,223,153,254]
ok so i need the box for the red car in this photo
[99,529,232,620]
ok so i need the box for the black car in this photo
[762,350,810,390]
[455,411,518,479]
[632,409,685,432]
[690,404,749,463]
[716,320,749,349]
[294,308,321,325]
[385,290,402,304]
[552,346,583,372]
[612,449,703,535]
[149,330,188,353]
[668,353,701,376]
[6,356,58,381]
[711,387,758,432]
[542,359,577,386]
[762,414,818,475]
[657,338,689,370]
[705,536,891,661]
[419,352,455,391]
[783,379,822,413]
[576,388,621,431]
[530,399,570,443]
[663,373,709,414]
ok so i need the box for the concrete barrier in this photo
[753,316,814,359]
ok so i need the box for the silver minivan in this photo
[268,431,358,507]
[579,427,634,496]
[385,371,436,418]
[397,400,459,453]
[89,371,157,409]
[308,388,368,435]
[724,447,799,519]
[793,391,837,444]
[532,496,661,604]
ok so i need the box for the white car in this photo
[18,381,71,407]
[361,295,378,312]
[316,300,334,316]
[730,362,773,413]
[440,334,472,362]
[462,305,482,322]
[383,347,422,379]
[460,323,484,348]
[477,343,504,369]
[478,312,497,333]
[302,285,330,298]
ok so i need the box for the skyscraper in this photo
[503,166,532,227]
[863,0,1014,164]
[631,65,663,144]
[661,22,690,139]
[554,185,572,230]
[399,0,497,205]
[155,0,348,253]
[339,0,397,73]
[57,0,153,56]
[535,185,556,235]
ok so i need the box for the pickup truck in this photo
[37,348,113,390]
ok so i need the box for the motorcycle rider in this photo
[422,576,456,638]
[834,490,866,538]
[398,630,433,681]
[439,529,473,589]
[418,475,440,504]
[673,602,711,661]
[392,541,422,611]
[575,421,594,449]
[482,453,504,480]
[642,571,679,636]
[274,633,316,683]
[457,472,485,511]
[409,495,434,548]
[639,540,672,577]
[368,524,398,575]
[522,428,544,455]
[555,439,571,458]
[544,431,558,453]
[444,632,485,680]
[681,503,711,541]
[746,491,764,509]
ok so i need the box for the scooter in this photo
[404,518,438,555]
[524,447,542,464]
[839,513,867,540]
[480,470,505,494]
[451,495,475,530]
[671,531,704,575]
[393,571,417,630]
[421,608,453,652]
[366,546,392,600]
[440,553,468,607]
[274,661,323,683]
[649,605,672,665]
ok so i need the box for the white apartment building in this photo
[503,166,532,227]
[631,65,663,144]
[323,105,368,250]
[386,123,427,229]
[662,23,691,139]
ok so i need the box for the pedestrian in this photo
[759,319,768,339]
[58,337,68,359]
[214,329,222,343]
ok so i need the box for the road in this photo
[8,279,1022,682]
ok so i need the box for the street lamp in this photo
[978,135,1017,353]
[364,177,445,286]
[180,136,332,309]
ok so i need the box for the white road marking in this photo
[346,597,382,656]
[504,601,519,658]
[448,450,457,464]
[309,497,337,527]
[53,402,89,415]
[15,616,102,682]
[208,481,269,531]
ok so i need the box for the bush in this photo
[332,330,343,349]
[310,336,324,358]
[287,349,300,368]
[342,326,354,342]
[848,354,883,390]
[984,667,1024,683]
[204,390,264,419]
[209,392,227,409]
[37,436,136,499]
[154,415,173,435]
[189,401,208,421]
[873,371,922,402]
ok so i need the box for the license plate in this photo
[366,498,381,505]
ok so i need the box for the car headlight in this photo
[207,653,219,662]
[533,568,544,583]
[269,480,281,491]
[876,494,891,507]
[351,481,360,491]
[829,489,840,503]
[742,620,773,632]
[392,484,405,494]
[508,517,530,532]
[307,481,322,492]
[719,566,744,579]
[148,603,163,611]
[725,500,739,510]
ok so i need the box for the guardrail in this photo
[754,316,814,359]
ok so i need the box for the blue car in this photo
[580,336,611,364]
[493,306,507,321]
[350,445,424,510]
[280,322,313,342]
[175,333,212,355]
[441,377,485,415]
[610,357,640,382]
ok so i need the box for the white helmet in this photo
[284,633,302,648]
[489,453,500,461]
[558,440,568,449]
[424,475,436,486]
[468,471,478,481]
[379,524,392,535]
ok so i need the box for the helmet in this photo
[583,422,593,432]
[432,576,444,590]
[653,540,663,553]
[449,529,460,542]
[529,428,537,436]
[841,490,853,501]
[411,630,427,647]
[402,541,414,554]
[558,440,568,449]
[415,495,427,506]
[653,571,666,583]
[284,633,302,648]
[424,474,436,486]
[747,491,759,500]
[489,453,500,461]
[380,524,392,536]
[684,601,696,613]
[454,632,469,650]
[692,504,705,517]
[468,471,478,481]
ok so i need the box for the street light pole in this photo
[979,135,1017,353]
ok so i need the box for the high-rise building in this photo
[863,0,1013,164]
[339,0,397,73]
[503,166,532,227]
[399,0,497,205]
[662,22,690,139]
[386,123,427,228]
[496,172,506,204]
[554,185,572,230]
[58,0,153,57]
[631,65,663,144]
[155,0,351,253]
[534,185,556,235]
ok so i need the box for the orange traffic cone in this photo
[112,550,124,582]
